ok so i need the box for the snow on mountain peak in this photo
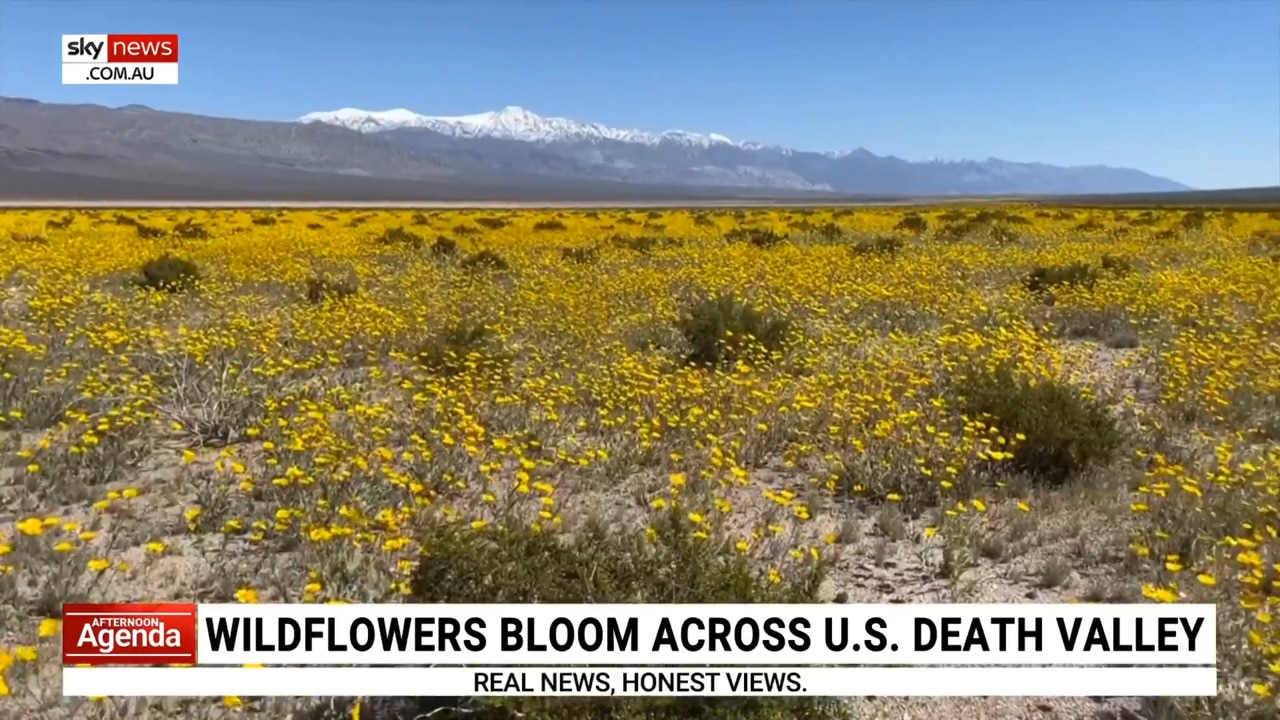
[299,106,741,148]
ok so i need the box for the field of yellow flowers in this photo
[0,204,1278,720]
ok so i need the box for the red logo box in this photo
[62,603,198,666]
[106,34,179,63]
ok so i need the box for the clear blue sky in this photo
[1,0,1277,189]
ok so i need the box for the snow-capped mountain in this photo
[299,105,738,148]
[0,96,1196,198]
[287,102,1189,194]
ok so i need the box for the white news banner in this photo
[63,666,1218,698]
[192,603,1217,666]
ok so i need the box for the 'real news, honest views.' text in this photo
[62,34,179,85]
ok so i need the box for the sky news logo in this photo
[62,34,179,85]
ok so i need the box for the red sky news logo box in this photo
[62,34,179,85]
[62,603,198,666]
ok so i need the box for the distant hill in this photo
[301,104,1192,195]
[0,97,1194,201]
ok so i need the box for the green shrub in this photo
[379,511,836,720]
[1099,254,1135,276]
[1104,329,1141,349]
[475,216,508,230]
[304,275,359,304]
[173,219,209,240]
[956,368,1123,486]
[45,214,75,230]
[139,255,200,293]
[851,236,903,256]
[134,223,167,239]
[533,219,568,232]
[375,226,426,249]
[893,214,928,234]
[608,234,658,253]
[250,215,278,226]
[431,236,459,257]
[678,293,793,368]
[561,246,600,264]
[410,211,430,226]
[936,219,986,242]
[415,320,502,377]
[461,249,510,272]
[725,228,787,248]
[10,232,48,245]
[1022,263,1099,295]
[1180,210,1209,231]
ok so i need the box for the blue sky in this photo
[1,0,1277,189]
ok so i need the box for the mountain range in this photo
[0,97,1190,200]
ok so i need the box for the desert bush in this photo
[533,219,568,232]
[173,219,209,240]
[1180,210,1209,231]
[431,235,459,256]
[851,236,904,256]
[726,227,788,248]
[1104,329,1141,349]
[10,232,48,245]
[608,234,659,253]
[1099,254,1135,276]
[936,219,986,243]
[139,254,200,293]
[386,511,835,720]
[306,222,324,230]
[304,275,359,304]
[816,222,844,240]
[250,215,278,226]
[375,226,426,249]
[415,320,502,377]
[410,212,430,226]
[893,214,928,234]
[461,249,511,272]
[678,293,793,368]
[955,368,1123,486]
[970,209,1009,224]
[1247,231,1280,256]
[561,246,600,264]
[625,323,684,355]
[1022,263,1099,295]
[134,223,167,239]
[474,216,508,230]
[453,224,481,236]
